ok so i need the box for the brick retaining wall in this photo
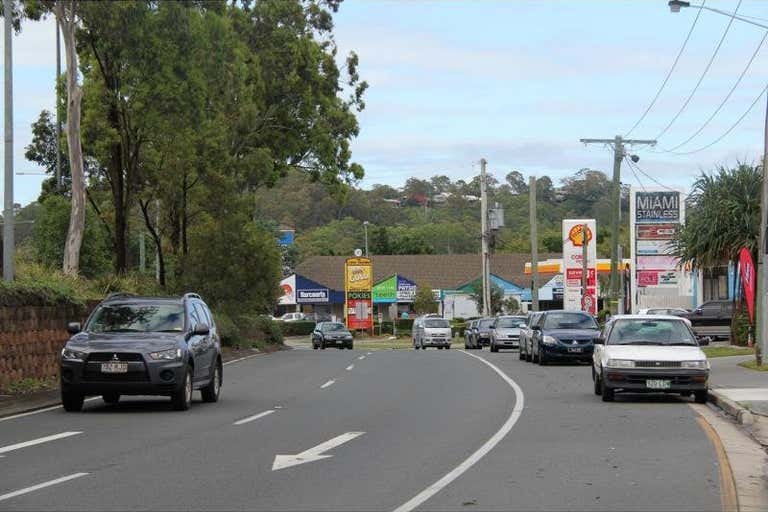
[0,304,93,392]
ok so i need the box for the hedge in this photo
[279,320,317,336]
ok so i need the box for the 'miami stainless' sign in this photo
[635,191,680,224]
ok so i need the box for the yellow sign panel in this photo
[345,257,373,291]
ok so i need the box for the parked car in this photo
[519,311,543,362]
[638,307,689,316]
[312,322,353,350]
[680,300,733,340]
[530,310,600,365]
[489,315,526,353]
[472,317,496,348]
[60,292,222,412]
[412,315,452,350]
[592,315,709,403]
[464,319,479,349]
[280,312,306,322]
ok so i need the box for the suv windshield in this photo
[543,313,598,330]
[608,319,697,346]
[87,303,184,333]
[322,323,346,332]
[479,319,495,329]
[496,317,526,328]
[424,319,450,328]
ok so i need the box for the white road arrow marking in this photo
[272,432,365,471]
[0,432,82,456]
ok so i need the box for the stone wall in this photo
[0,304,90,392]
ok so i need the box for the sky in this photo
[2,0,768,205]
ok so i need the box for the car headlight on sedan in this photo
[148,348,182,361]
[681,360,709,369]
[61,347,86,360]
[606,359,635,368]
[542,335,558,345]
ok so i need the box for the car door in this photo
[593,322,611,375]
[192,300,215,380]
[532,313,544,357]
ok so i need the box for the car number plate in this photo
[646,379,671,390]
[101,362,128,373]
[567,347,583,353]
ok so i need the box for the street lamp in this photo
[363,221,369,258]
[668,0,768,365]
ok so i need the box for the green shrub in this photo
[453,322,468,338]
[239,315,283,346]
[396,318,414,331]
[214,311,242,347]
[731,308,751,346]
[280,320,316,336]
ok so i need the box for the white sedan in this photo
[592,315,709,403]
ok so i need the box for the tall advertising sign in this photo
[739,247,756,324]
[345,257,373,330]
[630,188,689,312]
[562,219,597,314]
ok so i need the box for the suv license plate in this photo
[646,379,671,389]
[567,347,583,353]
[101,362,128,373]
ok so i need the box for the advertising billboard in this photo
[296,288,329,304]
[635,191,680,224]
[345,257,373,330]
[278,275,296,306]
[562,219,597,314]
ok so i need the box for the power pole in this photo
[618,245,625,314]
[582,224,588,312]
[757,88,768,366]
[580,136,656,313]
[480,158,490,315]
[55,22,62,191]
[529,176,539,311]
[3,0,13,282]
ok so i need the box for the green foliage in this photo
[31,195,112,277]
[280,320,317,337]
[5,376,58,395]
[503,296,520,314]
[731,308,751,347]
[470,283,504,315]
[179,212,282,317]
[413,283,438,314]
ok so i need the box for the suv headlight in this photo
[542,335,558,345]
[607,359,635,368]
[149,348,182,361]
[681,360,709,369]
[61,347,86,361]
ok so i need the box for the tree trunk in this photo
[139,199,165,287]
[58,1,85,276]
[108,103,127,273]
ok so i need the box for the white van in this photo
[412,315,452,350]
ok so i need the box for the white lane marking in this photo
[0,397,99,423]
[0,473,89,502]
[320,380,335,389]
[0,353,264,424]
[233,409,275,426]
[366,352,372,355]
[0,432,82,456]
[272,432,365,471]
[393,350,525,512]
[358,355,366,360]
[346,364,354,371]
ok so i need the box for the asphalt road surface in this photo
[0,348,722,511]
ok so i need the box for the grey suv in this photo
[60,293,222,412]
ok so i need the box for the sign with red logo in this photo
[567,224,593,247]
[739,247,756,324]
[637,271,658,287]
[562,219,597,312]
[636,224,677,240]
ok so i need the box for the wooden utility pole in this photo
[480,158,490,314]
[529,176,539,311]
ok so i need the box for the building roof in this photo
[296,253,561,291]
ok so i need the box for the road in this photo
[0,347,723,511]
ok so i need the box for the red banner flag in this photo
[738,247,756,324]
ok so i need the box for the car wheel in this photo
[538,347,547,365]
[445,345,451,350]
[694,390,708,404]
[102,393,120,405]
[172,365,193,411]
[348,342,354,350]
[490,343,499,353]
[320,340,326,350]
[313,343,318,350]
[518,348,525,360]
[61,387,84,412]
[593,369,602,396]
[601,376,614,402]
[201,362,222,403]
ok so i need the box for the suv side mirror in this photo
[192,323,210,335]
[694,308,702,315]
[67,322,81,334]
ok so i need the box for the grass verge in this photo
[738,360,768,371]
[703,346,755,358]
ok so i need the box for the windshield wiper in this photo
[104,328,141,333]
[156,329,183,333]
[666,342,697,346]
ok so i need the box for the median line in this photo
[358,355,366,360]
[0,473,89,502]
[346,364,354,371]
[0,432,82,456]
[320,380,335,389]
[233,409,275,426]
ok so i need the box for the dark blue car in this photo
[530,310,599,365]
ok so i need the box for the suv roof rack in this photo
[183,292,202,301]
[105,292,135,300]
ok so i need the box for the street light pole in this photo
[363,221,369,258]
[3,0,14,282]
[667,0,768,364]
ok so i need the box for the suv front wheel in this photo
[172,364,193,411]
[201,362,221,403]
[62,386,84,412]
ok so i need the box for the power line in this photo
[626,157,677,192]
[625,0,706,137]
[662,27,768,152]
[664,83,768,155]
[654,0,743,141]
[623,156,646,192]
